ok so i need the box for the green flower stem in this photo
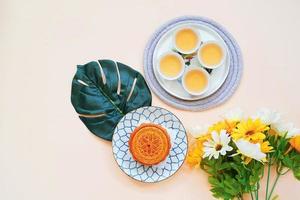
[265,159,272,200]
[267,173,281,200]
[250,192,257,200]
[255,182,260,200]
[238,194,244,200]
[250,191,254,200]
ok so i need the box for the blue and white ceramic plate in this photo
[112,106,188,183]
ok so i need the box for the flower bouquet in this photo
[187,108,300,200]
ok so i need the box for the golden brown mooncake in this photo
[129,123,171,165]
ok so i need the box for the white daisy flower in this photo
[271,122,300,138]
[223,107,244,121]
[253,108,281,125]
[234,139,266,162]
[189,124,209,138]
[203,130,233,159]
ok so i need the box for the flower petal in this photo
[253,108,281,125]
[189,125,209,138]
[203,141,215,147]
[223,108,244,121]
[235,139,266,161]
[213,151,219,159]
[211,131,220,143]
[220,130,230,145]
[220,148,227,155]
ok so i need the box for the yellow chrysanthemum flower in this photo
[187,145,203,167]
[290,135,300,153]
[260,141,273,153]
[208,120,237,135]
[231,118,269,143]
[187,134,211,168]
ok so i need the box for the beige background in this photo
[1,0,300,199]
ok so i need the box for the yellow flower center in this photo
[215,144,223,151]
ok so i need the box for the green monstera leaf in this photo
[71,60,152,141]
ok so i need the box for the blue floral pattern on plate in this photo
[112,106,188,183]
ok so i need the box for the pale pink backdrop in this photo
[1,0,300,199]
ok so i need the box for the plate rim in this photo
[111,106,189,183]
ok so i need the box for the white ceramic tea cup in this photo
[173,27,201,54]
[197,40,226,69]
[181,66,210,96]
[157,51,185,80]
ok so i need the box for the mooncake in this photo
[129,123,171,165]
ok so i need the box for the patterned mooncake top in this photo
[129,123,171,165]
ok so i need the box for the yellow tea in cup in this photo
[182,68,209,95]
[158,53,184,80]
[198,42,224,69]
[174,28,200,54]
